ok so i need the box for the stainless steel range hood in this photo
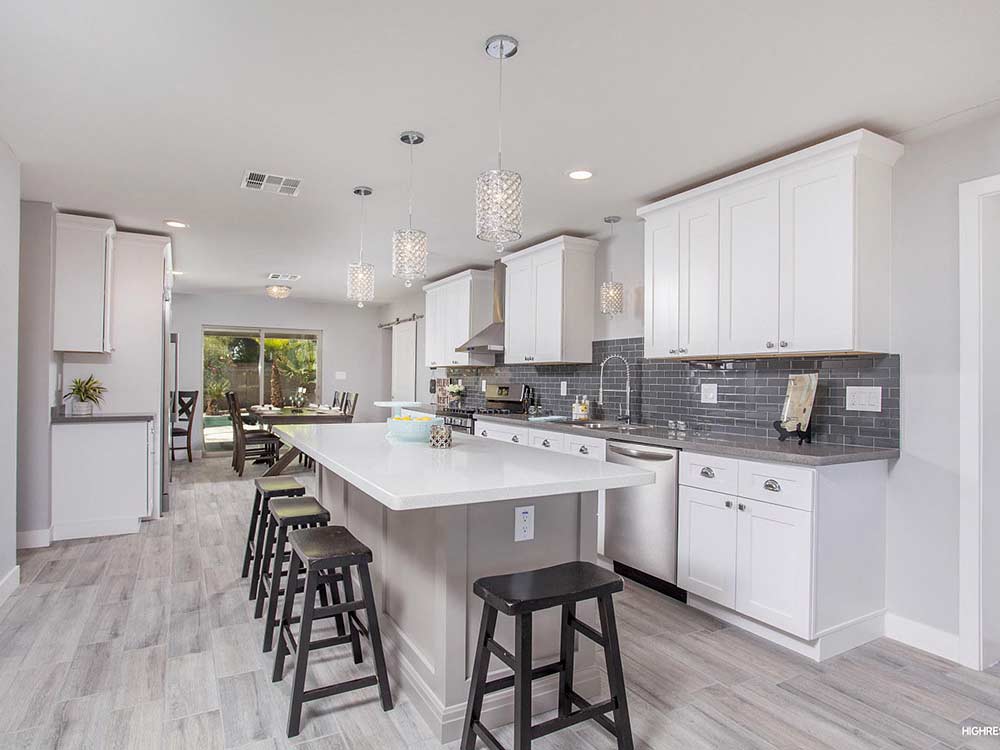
[456,260,505,353]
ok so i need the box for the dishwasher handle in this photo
[608,444,675,461]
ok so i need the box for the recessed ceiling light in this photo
[170,270,185,275]
[568,170,593,181]
[164,220,188,228]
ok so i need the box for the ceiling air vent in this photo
[241,170,302,197]
[267,273,302,282]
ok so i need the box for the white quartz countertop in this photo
[274,422,655,512]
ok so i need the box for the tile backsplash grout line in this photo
[444,337,900,449]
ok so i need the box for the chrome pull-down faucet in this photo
[598,354,631,424]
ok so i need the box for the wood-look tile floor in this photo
[2,456,998,749]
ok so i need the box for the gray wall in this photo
[171,292,391,452]
[887,110,1000,635]
[16,201,56,539]
[0,140,20,582]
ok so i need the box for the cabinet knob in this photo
[779,341,789,348]
[765,341,775,349]
[481,430,488,437]
[763,479,781,492]
[725,500,733,509]
[452,360,458,364]
[669,349,678,355]
[678,347,688,354]
[700,466,715,479]
[511,435,519,443]
[542,439,550,447]
[579,445,589,455]
[738,502,747,511]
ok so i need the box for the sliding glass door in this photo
[201,327,320,454]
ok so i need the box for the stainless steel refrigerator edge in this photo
[603,441,679,583]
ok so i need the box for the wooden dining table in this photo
[252,407,353,476]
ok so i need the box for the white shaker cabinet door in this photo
[778,156,855,353]
[719,180,780,355]
[504,258,535,363]
[735,498,813,638]
[678,486,737,608]
[643,210,681,358]
[678,199,719,357]
[424,286,443,368]
[532,249,563,363]
[443,278,471,367]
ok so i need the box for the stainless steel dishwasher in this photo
[604,441,679,584]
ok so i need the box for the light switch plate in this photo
[701,383,718,404]
[514,506,534,542]
[560,381,567,396]
[846,386,882,412]
[481,379,487,392]
[335,371,347,381]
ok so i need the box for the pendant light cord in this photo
[408,140,414,230]
[359,192,366,263]
[497,41,504,170]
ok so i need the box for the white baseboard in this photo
[0,566,20,607]
[16,527,52,549]
[52,516,141,541]
[884,613,961,663]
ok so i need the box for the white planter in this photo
[71,401,94,416]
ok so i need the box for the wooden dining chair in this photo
[329,390,340,411]
[228,392,281,476]
[171,390,199,462]
[342,392,358,421]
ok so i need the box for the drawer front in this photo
[528,429,566,452]
[476,421,528,446]
[679,451,739,494]
[738,460,814,511]
[565,435,606,460]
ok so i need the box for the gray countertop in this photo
[52,410,155,424]
[410,405,898,466]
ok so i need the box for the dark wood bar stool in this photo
[255,496,343,653]
[273,525,393,738]
[242,476,307,600]
[461,561,634,750]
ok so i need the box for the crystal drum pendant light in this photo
[476,34,522,253]
[392,131,428,287]
[347,186,375,308]
[600,216,625,317]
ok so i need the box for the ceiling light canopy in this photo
[476,34,522,254]
[164,220,188,228]
[392,131,428,288]
[600,216,624,317]
[347,186,375,308]
[265,284,291,299]
[568,170,593,181]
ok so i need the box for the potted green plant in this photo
[64,375,107,416]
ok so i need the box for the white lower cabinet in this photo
[477,421,528,446]
[678,451,887,656]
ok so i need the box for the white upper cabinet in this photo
[501,236,598,364]
[423,270,494,368]
[639,129,903,359]
[53,214,116,353]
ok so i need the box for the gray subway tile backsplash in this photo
[449,337,900,449]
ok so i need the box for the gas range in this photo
[438,384,529,433]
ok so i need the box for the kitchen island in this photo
[273,422,654,743]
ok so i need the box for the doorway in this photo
[201,327,320,454]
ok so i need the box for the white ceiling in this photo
[2,1,999,303]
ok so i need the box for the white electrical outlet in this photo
[458,378,463,387]
[335,371,347,381]
[560,381,568,396]
[481,379,487,392]
[701,383,718,404]
[846,386,882,412]
[514,506,534,542]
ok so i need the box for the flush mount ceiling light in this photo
[476,34,522,254]
[164,220,189,228]
[347,186,375,308]
[568,170,593,181]
[392,131,428,288]
[600,216,624,317]
[170,270,185,275]
[265,284,292,300]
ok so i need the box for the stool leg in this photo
[254,517,276,618]
[263,524,288,653]
[358,562,393,711]
[558,602,576,718]
[287,568,319,738]
[341,566,363,664]
[328,573,346,638]
[460,601,498,750]
[241,490,263,579]
[249,494,271,600]
[598,595,634,750]
[513,612,533,750]
[272,550,301,682]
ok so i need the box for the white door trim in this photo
[958,172,1000,670]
